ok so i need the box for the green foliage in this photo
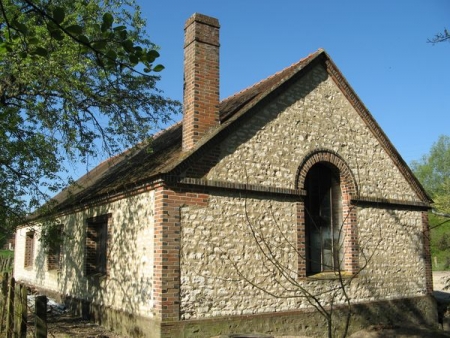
[0,250,14,258]
[411,135,450,213]
[0,0,165,73]
[39,221,64,254]
[430,213,450,270]
[412,135,450,270]
[437,233,450,251]
[0,0,181,229]
[434,179,450,214]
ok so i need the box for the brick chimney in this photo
[182,13,220,152]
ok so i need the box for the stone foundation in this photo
[64,295,437,338]
[163,295,437,338]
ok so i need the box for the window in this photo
[47,225,63,270]
[24,231,35,268]
[297,151,359,277]
[304,163,343,274]
[85,214,110,276]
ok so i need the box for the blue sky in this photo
[136,0,449,165]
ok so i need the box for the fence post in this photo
[0,257,13,273]
[14,283,27,337]
[5,276,15,338]
[35,295,47,338]
[0,272,8,333]
[20,285,27,337]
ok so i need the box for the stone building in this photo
[14,13,436,338]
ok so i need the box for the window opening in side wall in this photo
[305,163,343,274]
[47,225,63,271]
[24,231,35,268]
[85,214,110,276]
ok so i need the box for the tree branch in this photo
[427,28,450,44]
[20,0,152,77]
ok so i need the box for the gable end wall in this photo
[177,62,431,321]
[206,63,421,203]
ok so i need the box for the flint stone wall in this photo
[180,63,427,320]
[171,295,437,338]
[207,64,418,202]
[180,195,426,319]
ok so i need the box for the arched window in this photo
[304,163,343,273]
[296,150,359,277]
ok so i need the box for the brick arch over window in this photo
[295,150,358,197]
[296,150,359,276]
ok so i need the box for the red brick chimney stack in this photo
[182,13,220,152]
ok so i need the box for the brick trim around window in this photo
[296,150,359,277]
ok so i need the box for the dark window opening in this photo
[85,215,109,276]
[24,231,35,268]
[305,163,343,274]
[47,225,63,270]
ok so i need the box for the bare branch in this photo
[427,28,450,44]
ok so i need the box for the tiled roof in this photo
[50,48,431,212]
[51,121,183,209]
[51,50,323,211]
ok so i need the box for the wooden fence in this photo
[0,256,13,273]
[0,273,47,337]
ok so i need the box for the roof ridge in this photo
[101,120,183,166]
[152,120,182,139]
[220,49,322,105]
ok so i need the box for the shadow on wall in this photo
[32,192,155,328]
[350,205,436,329]
[179,188,435,335]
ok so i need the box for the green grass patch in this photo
[0,250,14,258]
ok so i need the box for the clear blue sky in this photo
[136,0,449,165]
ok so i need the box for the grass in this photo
[0,250,14,258]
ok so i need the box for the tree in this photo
[411,135,450,214]
[434,179,450,216]
[0,0,181,230]
[411,135,450,270]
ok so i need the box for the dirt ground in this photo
[25,314,450,338]
[39,321,450,338]
[29,311,450,338]
[27,311,123,338]
[22,272,450,337]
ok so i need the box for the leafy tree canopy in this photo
[411,135,450,214]
[0,0,180,232]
